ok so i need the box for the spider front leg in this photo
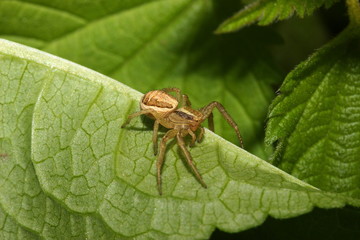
[161,87,182,103]
[197,127,205,143]
[200,102,244,148]
[161,87,191,107]
[181,94,192,107]
[157,129,178,195]
[188,129,197,147]
[207,113,214,132]
[197,109,214,132]
[177,132,207,189]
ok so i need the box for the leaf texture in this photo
[266,27,360,198]
[0,206,37,240]
[1,39,359,239]
[0,42,122,239]
[216,0,339,33]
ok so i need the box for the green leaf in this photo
[0,0,281,158]
[0,206,38,240]
[216,0,339,33]
[0,42,122,239]
[266,27,360,198]
[1,39,359,238]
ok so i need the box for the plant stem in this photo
[347,0,360,26]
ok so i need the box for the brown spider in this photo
[121,88,243,194]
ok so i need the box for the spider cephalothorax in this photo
[122,88,243,194]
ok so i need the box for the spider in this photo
[121,88,243,194]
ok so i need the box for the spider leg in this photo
[176,132,207,189]
[152,120,159,155]
[121,109,152,128]
[197,127,205,143]
[200,101,244,148]
[161,87,181,93]
[199,108,214,132]
[208,112,214,132]
[161,87,191,107]
[181,94,192,107]
[161,87,182,103]
[157,129,178,195]
[188,129,196,147]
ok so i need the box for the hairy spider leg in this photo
[121,109,152,128]
[152,120,160,155]
[200,102,244,148]
[197,127,205,143]
[207,113,214,132]
[161,87,182,103]
[161,87,191,107]
[188,128,197,147]
[181,94,192,107]
[198,106,214,132]
[157,129,178,195]
[177,131,207,189]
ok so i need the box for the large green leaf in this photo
[0,42,121,239]
[216,0,339,33]
[0,0,281,158]
[0,206,37,240]
[1,39,359,239]
[266,27,360,198]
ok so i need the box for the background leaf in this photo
[216,0,339,33]
[0,0,282,158]
[1,39,359,239]
[266,27,360,198]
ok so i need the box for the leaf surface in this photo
[216,0,339,33]
[0,41,122,239]
[1,39,359,238]
[0,206,37,240]
[0,0,282,158]
[266,27,360,198]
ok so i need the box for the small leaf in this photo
[266,27,360,198]
[216,0,339,33]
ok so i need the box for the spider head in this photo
[140,90,178,118]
